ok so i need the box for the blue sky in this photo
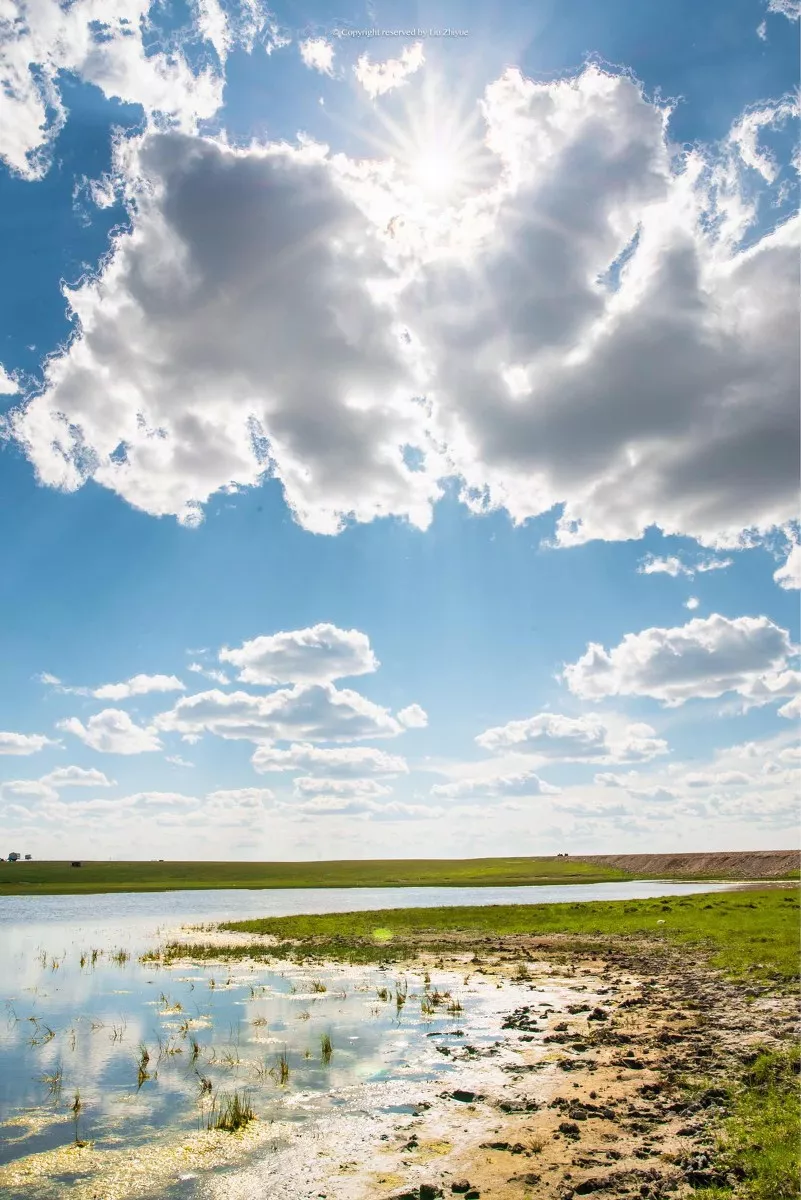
[0,0,798,861]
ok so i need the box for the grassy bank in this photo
[0,855,629,895]
[176,887,801,985]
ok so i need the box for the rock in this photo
[573,1179,606,1195]
[451,1183,471,1195]
[559,1121,581,1138]
[587,1007,609,1021]
[465,1192,480,1199]
[480,1141,511,1151]
[449,1089,482,1103]
[507,1175,541,1187]
[419,1186,443,1200]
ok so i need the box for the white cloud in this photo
[778,694,801,720]
[220,624,379,685]
[284,795,435,820]
[155,683,404,743]
[0,0,239,179]
[637,554,733,577]
[475,711,667,763]
[7,66,798,553]
[685,596,700,610]
[251,742,408,776]
[40,766,115,788]
[11,131,440,535]
[205,787,275,806]
[729,97,799,184]
[353,43,424,98]
[0,731,57,756]
[407,67,799,551]
[0,364,18,395]
[293,776,392,797]
[774,541,801,590]
[165,754,194,767]
[767,0,800,18]
[188,663,230,684]
[92,673,185,701]
[432,768,560,801]
[626,786,678,803]
[299,37,334,75]
[563,613,797,706]
[0,779,58,804]
[58,709,162,754]
[397,703,428,729]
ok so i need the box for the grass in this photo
[703,1046,800,1199]
[0,855,630,894]
[209,1090,255,1133]
[214,888,799,986]
[320,1033,333,1065]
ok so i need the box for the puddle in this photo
[0,925,556,1198]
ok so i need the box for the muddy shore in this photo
[2,923,796,1200]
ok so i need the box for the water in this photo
[0,876,735,929]
[0,880,735,1197]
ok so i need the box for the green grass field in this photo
[0,855,630,895]
[207,887,800,985]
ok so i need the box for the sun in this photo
[410,145,461,198]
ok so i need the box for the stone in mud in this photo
[559,1121,581,1138]
[587,1007,608,1021]
[446,1089,484,1103]
[507,1174,541,1186]
[451,1182,472,1194]
[419,1186,444,1200]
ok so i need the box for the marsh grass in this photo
[136,1044,152,1089]
[40,1063,63,1103]
[707,1046,801,1199]
[209,1090,255,1133]
[320,1033,333,1065]
[216,889,799,985]
[310,978,327,993]
[26,1018,55,1047]
[270,1048,290,1085]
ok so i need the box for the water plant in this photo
[310,978,327,993]
[270,1048,290,1085]
[420,994,435,1016]
[110,948,130,966]
[320,1033,333,1065]
[376,986,391,1002]
[71,1089,86,1146]
[446,997,464,1015]
[189,1036,201,1063]
[136,1043,152,1089]
[40,1063,63,1102]
[209,1090,255,1132]
[27,1017,56,1047]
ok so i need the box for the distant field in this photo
[0,855,630,895]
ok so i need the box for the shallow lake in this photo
[0,879,736,1198]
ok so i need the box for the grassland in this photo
[0,855,629,895]
[158,887,800,986]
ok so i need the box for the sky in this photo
[0,0,799,863]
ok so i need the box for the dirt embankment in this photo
[572,850,799,880]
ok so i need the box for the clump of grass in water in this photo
[320,1033,333,1065]
[40,1063,63,1103]
[376,987,391,1002]
[446,997,464,1015]
[27,1018,56,1047]
[71,1090,87,1147]
[252,1015,268,1027]
[196,1071,213,1095]
[189,1037,201,1063]
[110,948,130,966]
[310,978,327,993]
[209,1090,255,1133]
[420,994,435,1016]
[270,1049,290,1085]
[136,1043,152,1089]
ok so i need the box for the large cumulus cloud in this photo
[8,65,799,551]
